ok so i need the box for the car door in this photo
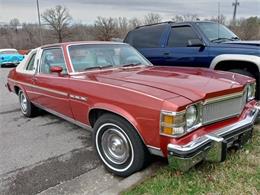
[31,47,73,118]
[161,25,210,67]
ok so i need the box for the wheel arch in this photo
[88,103,146,145]
[14,85,21,95]
[210,54,260,77]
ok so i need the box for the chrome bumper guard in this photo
[168,105,260,172]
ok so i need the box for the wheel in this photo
[18,90,38,117]
[229,69,259,100]
[229,69,254,78]
[93,113,146,177]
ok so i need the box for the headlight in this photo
[160,104,201,137]
[186,105,198,128]
[247,83,256,101]
[160,111,186,137]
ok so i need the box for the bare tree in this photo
[230,17,260,40]
[9,18,20,32]
[128,17,143,29]
[41,5,72,43]
[117,17,130,38]
[94,17,118,41]
[144,13,162,25]
[172,14,199,22]
[206,14,226,25]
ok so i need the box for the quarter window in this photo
[40,48,67,74]
[26,53,36,71]
[167,26,199,47]
[125,25,166,48]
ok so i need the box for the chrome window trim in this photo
[38,47,69,75]
[66,42,151,75]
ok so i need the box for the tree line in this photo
[0,5,259,50]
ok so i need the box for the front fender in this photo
[88,103,145,143]
[210,54,260,70]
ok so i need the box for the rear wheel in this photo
[229,69,259,100]
[18,90,38,117]
[93,113,146,177]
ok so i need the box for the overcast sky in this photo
[0,0,259,24]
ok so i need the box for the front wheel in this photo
[93,114,146,177]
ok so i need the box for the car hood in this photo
[82,66,249,102]
[224,40,260,47]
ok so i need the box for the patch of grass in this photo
[123,124,260,195]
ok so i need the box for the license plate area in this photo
[226,129,253,149]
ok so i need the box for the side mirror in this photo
[187,39,205,47]
[50,66,63,75]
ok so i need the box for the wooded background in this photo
[0,5,259,49]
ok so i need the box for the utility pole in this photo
[232,0,240,22]
[217,2,220,38]
[36,0,43,45]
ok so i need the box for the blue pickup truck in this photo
[124,21,260,99]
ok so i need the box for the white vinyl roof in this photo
[0,48,18,52]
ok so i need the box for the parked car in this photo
[6,41,259,177]
[124,21,260,99]
[0,48,24,67]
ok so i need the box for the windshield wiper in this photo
[211,36,240,43]
[84,65,113,71]
[210,37,231,43]
[231,36,240,40]
[121,62,142,67]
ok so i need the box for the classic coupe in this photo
[0,48,24,67]
[6,41,260,177]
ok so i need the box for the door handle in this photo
[32,77,38,82]
[163,52,170,56]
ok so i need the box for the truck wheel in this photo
[229,69,259,100]
[18,90,38,117]
[229,69,254,78]
[93,113,146,177]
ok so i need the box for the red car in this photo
[6,42,259,177]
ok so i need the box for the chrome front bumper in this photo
[167,105,260,172]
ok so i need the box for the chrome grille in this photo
[202,93,245,125]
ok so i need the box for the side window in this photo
[167,26,199,47]
[40,48,67,74]
[126,25,166,48]
[26,53,36,71]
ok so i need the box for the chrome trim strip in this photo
[203,91,244,105]
[69,94,88,102]
[33,102,92,131]
[27,90,67,100]
[167,107,259,153]
[8,78,68,97]
[147,145,164,157]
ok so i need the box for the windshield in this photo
[197,22,239,42]
[68,44,151,72]
[0,50,19,54]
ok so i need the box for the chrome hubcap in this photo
[20,93,27,112]
[101,128,130,164]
